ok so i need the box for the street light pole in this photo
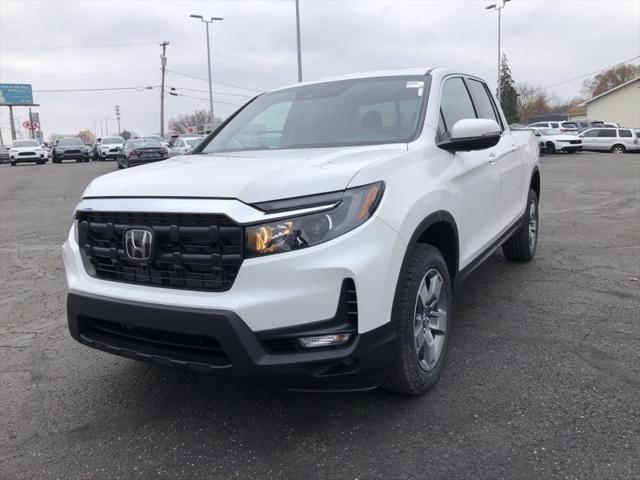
[105,118,109,136]
[295,0,303,82]
[190,15,223,129]
[485,0,510,103]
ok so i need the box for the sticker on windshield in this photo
[406,81,424,89]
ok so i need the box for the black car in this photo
[0,145,10,164]
[116,138,169,168]
[52,137,90,163]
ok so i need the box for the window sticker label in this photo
[406,81,424,89]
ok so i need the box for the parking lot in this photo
[0,152,638,479]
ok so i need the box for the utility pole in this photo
[29,108,34,140]
[190,16,223,129]
[105,118,109,136]
[9,105,16,141]
[295,0,303,82]
[115,105,121,135]
[485,0,510,103]
[160,41,169,137]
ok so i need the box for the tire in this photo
[10,161,16,166]
[76,159,82,163]
[503,188,539,262]
[37,160,45,165]
[611,144,625,154]
[546,142,556,154]
[384,244,452,395]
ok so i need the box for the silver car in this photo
[579,128,640,154]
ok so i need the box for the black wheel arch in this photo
[530,166,541,202]
[395,211,460,294]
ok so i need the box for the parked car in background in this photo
[142,135,170,148]
[10,139,48,165]
[579,128,640,153]
[171,136,203,155]
[573,120,605,132]
[52,137,90,163]
[116,138,169,168]
[528,121,579,135]
[532,128,582,153]
[0,145,10,164]
[99,136,125,160]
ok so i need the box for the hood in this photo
[12,145,41,151]
[82,144,407,203]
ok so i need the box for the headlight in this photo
[246,182,384,257]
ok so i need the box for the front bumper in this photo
[127,155,169,167]
[11,152,46,162]
[67,291,395,389]
[558,144,582,152]
[58,151,89,160]
[63,215,405,334]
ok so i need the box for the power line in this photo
[34,86,155,93]
[33,86,156,93]
[169,86,253,98]
[166,69,263,93]
[173,43,334,75]
[0,42,155,50]
[170,92,244,107]
[543,55,640,89]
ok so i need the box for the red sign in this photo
[23,121,40,129]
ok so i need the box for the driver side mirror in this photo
[438,119,501,152]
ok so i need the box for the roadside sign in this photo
[23,121,40,129]
[0,83,34,105]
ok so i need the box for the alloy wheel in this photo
[413,269,448,371]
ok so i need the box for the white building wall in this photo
[586,80,640,127]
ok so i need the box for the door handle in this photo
[488,153,497,164]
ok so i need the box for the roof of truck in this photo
[270,67,440,93]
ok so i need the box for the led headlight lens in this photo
[246,182,384,257]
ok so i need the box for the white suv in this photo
[99,136,125,160]
[63,67,540,394]
[579,128,640,153]
[528,121,579,135]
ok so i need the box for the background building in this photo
[584,77,640,127]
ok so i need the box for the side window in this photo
[619,129,632,138]
[439,77,477,135]
[466,79,502,129]
[582,130,599,138]
[598,130,616,138]
[550,123,559,128]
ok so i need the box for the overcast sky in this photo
[1,0,638,141]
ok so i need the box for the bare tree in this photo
[168,109,222,134]
[77,129,96,145]
[581,63,640,98]
[516,83,553,123]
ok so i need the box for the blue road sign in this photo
[0,83,34,105]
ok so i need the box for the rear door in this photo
[438,76,502,265]
[465,77,524,230]
[617,129,635,149]
[598,129,617,150]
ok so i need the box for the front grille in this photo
[109,148,118,152]
[570,140,581,145]
[65,149,82,154]
[18,152,35,156]
[77,211,243,291]
[79,316,230,366]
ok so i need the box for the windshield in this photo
[539,129,559,136]
[58,138,83,146]
[102,137,124,145]
[185,138,202,146]
[126,139,162,149]
[198,75,427,154]
[13,140,40,147]
[143,136,163,142]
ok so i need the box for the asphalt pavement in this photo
[1,152,639,479]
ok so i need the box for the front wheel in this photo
[546,142,556,154]
[384,244,452,395]
[503,189,539,262]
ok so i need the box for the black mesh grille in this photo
[79,316,230,366]
[77,211,243,291]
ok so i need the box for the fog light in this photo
[297,333,351,349]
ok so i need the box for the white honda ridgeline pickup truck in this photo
[63,67,540,394]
